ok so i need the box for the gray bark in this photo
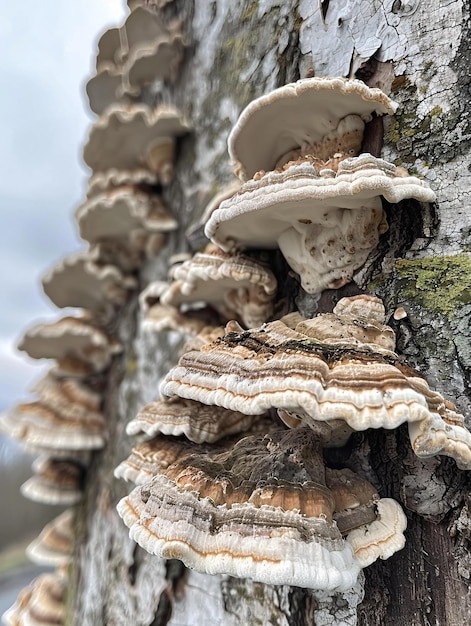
[69,1,471,624]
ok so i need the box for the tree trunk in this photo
[69,1,471,624]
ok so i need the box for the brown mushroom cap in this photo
[325,468,379,534]
[228,77,398,181]
[26,510,75,566]
[117,428,361,591]
[83,104,189,175]
[21,456,85,505]
[2,570,67,626]
[86,63,127,116]
[0,373,106,452]
[161,244,277,328]
[41,250,137,317]
[161,312,454,433]
[18,315,121,375]
[126,396,262,443]
[76,187,177,243]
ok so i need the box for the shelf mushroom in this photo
[206,78,436,293]
[86,64,128,117]
[42,250,137,320]
[117,428,406,590]
[0,374,106,452]
[162,295,471,468]
[86,9,184,114]
[139,280,211,336]
[20,456,85,505]
[121,29,184,96]
[2,570,67,626]
[18,314,121,377]
[83,104,190,185]
[114,434,202,486]
[86,167,159,199]
[227,77,398,181]
[116,414,274,485]
[76,186,177,243]
[126,395,263,443]
[160,244,278,328]
[206,155,436,294]
[26,509,75,567]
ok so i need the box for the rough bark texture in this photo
[70,1,471,624]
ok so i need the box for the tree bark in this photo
[70,1,471,624]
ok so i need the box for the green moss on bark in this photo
[395,254,471,318]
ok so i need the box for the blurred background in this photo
[0,0,126,611]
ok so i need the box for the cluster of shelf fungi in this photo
[2,3,471,623]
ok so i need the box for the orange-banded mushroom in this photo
[160,244,277,328]
[0,374,106,452]
[117,428,407,589]
[2,570,67,626]
[20,456,85,506]
[114,435,203,486]
[117,429,361,591]
[205,155,435,294]
[26,510,75,567]
[161,307,457,433]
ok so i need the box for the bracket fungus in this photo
[117,428,406,590]
[86,63,128,117]
[206,155,436,294]
[161,301,450,433]
[2,570,67,626]
[83,104,190,184]
[96,27,122,71]
[227,77,398,181]
[139,280,210,336]
[76,187,177,243]
[122,31,184,95]
[161,244,278,328]
[115,420,274,486]
[86,167,159,199]
[114,435,201,486]
[18,315,121,376]
[0,374,106,452]
[87,9,184,114]
[296,294,396,352]
[126,396,262,443]
[20,456,85,505]
[26,510,74,567]
[42,251,137,318]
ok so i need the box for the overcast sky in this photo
[0,1,126,417]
